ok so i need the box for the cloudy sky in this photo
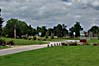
[0,0,99,31]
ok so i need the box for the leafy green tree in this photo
[0,17,4,36]
[37,26,42,36]
[41,26,47,37]
[27,25,36,36]
[36,26,47,37]
[4,18,29,38]
[53,24,68,37]
[88,26,99,33]
[46,28,53,36]
[69,22,83,37]
[88,26,99,37]
[62,24,68,36]
[0,9,4,36]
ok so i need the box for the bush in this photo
[7,40,14,46]
[45,36,48,39]
[0,39,6,46]
[33,36,36,40]
[51,36,54,39]
[68,42,77,46]
[62,42,78,46]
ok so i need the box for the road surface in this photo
[0,44,48,56]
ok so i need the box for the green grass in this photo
[0,46,99,66]
[88,39,99,44]
[46,38,80,41]
[0,37,48,45]
[0,46,9,49]
[1,37,99,45]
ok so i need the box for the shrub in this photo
[51,36,54,39]
[7,40,14,46]
[0,39,6,46]
[45,36,48,39]
[33,36,36,40]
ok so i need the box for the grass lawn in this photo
[1,37,99,45]
[0,37,48,45]
[0,46,99,66]
[46,38,80,41]
[88,39,99,44]
[0,46,9,49]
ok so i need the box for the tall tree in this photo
[62,24,68,36]
[88,26,99,37]
[88,26,99,34]
[4,18,29,38]
[69,22,83,37]
[0,9,4,36]
[27,25,36,36]
[36,26,47,37]
[53,24,68,37]
[47,28,53,36]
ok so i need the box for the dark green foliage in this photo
[88,26,99,34]
[0,39,6,46]
[47,28,53,36]
[53,24,68,37]
[37,26,47,37]
[33,36,36,40]
[69,22,83,37]
[27,25,36,36]
[0,17,4,36]
[3,18,36,38]
[51,36,54,39]
[45,35,48,39]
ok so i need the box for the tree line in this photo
[0,18,84,38]
[1,18,99,38]
[0,10,99,38]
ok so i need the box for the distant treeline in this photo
[0,17,99,38]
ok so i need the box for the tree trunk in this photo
[14,25,16,38]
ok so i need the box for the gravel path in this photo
[0,44,48,56]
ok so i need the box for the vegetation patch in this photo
[0,46,99,66]
[0,37,48,45]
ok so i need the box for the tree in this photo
[47,28,53,36]
[27,25,36,36]
[53,24,68,37]
[0,9,4,36]
[69,22,83,37]
[4,18,29,38]
[0,17,4,36]
[36,26,47,37]
[62,24,68,36]
[88,26,99,33]
[88,26,99,37]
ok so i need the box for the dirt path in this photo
[0,44,48,56]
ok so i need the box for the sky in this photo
[0,0,99,31]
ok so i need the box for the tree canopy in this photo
[0,9,4,36]
[3,18,31,38]
[88,26,99,34]
[69,22,83,37]
[53,24,68,37]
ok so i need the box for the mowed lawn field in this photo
[0,46,99,66]
[1,37,99,45]
[0,37,48,45]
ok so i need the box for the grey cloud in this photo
[0,0,99,31]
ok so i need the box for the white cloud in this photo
[0,0,99,31]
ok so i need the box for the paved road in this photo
[0,44,48,56]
